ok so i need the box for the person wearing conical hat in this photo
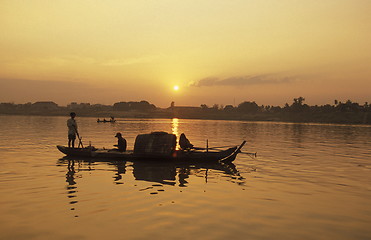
[114,132,127,152]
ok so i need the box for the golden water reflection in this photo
[171,118,179,149]
[171,118,179,137]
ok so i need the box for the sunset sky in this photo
[1,0,370,107]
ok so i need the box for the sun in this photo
[173,85,179,91]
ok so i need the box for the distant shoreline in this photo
[1,99,370,125]
[1,111,370,126]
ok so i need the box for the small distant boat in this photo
[57,132,246,163]
[97,119,116,123]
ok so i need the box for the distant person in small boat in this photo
[67,112,78,148]
[179,133,193,150]
[110,116,115,122]
[114,132,127,152]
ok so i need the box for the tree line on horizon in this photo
[197,97,370,124]
[0,100,156,112]
[201,97,371,114]
[0,97,370,113]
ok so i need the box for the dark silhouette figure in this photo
[67,112,78,148]
[66,160,76,185]
[113,162,127,182]
[114,132,127,152]
[179,133,193,150]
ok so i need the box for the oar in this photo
[76,132,84,148]
[236,140,247,153]
[240,152,257,157]
[193,145,236,150]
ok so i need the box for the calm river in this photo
[0,115,370,240]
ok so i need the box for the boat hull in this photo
[97,120,116,123]
[56,142,244,163]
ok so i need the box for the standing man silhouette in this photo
[67,112,78,148]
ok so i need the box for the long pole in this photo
[76,132,84,148]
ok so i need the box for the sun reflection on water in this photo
[171,118,179,149]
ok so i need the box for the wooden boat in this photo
[57,131,246,162]
[56,142,245,163]
[97,119,116,123]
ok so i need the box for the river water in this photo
[0,115,370,240]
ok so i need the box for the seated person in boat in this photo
[114,132,127,152]
[179,133,193,150]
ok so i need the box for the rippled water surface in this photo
[0,115,370,240]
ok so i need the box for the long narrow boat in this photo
[56,141,245,163]
[57,132,246,163]
[97,119,116,123]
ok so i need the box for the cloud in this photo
[191,74,298,87]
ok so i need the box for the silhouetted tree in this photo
[237,101,259,113]
[293,97,305,105]
[212,104,220,110]
[290,97,309,112]
[114,101,156,111]
[113,102,130,110]
[270,106,282,113]
[223,105,235,112]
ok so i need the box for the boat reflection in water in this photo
[57,157,244,216]
[58,157,244,188]
[131,160,242,186]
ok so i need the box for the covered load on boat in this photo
[134,132,176,156]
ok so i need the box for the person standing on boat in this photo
[114,132,127,152]
[179,133,193,150]
[67,112,78,148]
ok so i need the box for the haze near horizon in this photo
[1,0,370,107]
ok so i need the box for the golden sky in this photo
[1,0,370,107]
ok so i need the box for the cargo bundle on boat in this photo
[57,132,245,162]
